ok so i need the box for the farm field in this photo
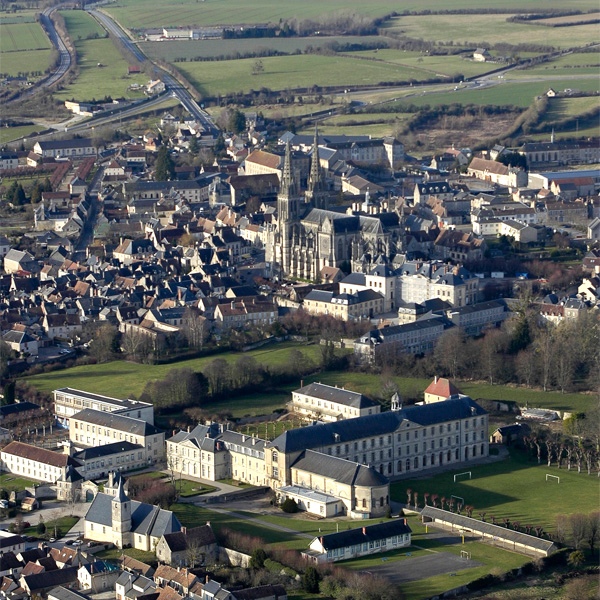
[534,11,600,25]
[0,12,39,24]
[141,35,387,62]
[381,14,599,49]
[104,0,600,30]
[0,48,53,78]
[389,78,600,109]
[54,11,147,101]
[391,448,600,533]
[176,53,452,98]
[342,50,495,79]
[0,124,46,144]
[505,52,600,79]
[24,341,329,398]
[543,96,600,121]
[0,22,51,52]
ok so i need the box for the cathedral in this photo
[266,132,404,281]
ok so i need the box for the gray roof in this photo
[315,519,411,551]
[55,387,150,411]
[85,492,181,538]
[292,450,388,488]
[295,382,378,409]
[420,507,556,553]
[71,408,162,437]
[48,587,91,600]
[73,440,142,461]
[268,396,486,454]
[37,139,93,150]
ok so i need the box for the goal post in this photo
[454,471,472,483]
[546,474,560,483]
[451,495,465,506]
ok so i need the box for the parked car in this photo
[72,540,82,547]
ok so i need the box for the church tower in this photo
[111,478,132,549]
[305,127,328,210]
[277,141,301,277]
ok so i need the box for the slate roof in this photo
[269,396,486,453]
[291,450,388,488]
[85,492,181,538]
[71,408,162,437]
[36,139,93,150]
[234,585,287,600]
[23,567,78,592]
[73,440,142,461]
[294,382,378,409]
[161,524,216,552]
[47,586,91,600]
[316,519,412,551]
[0,401,40,417]
[420,507,556,553]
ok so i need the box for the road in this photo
[74,167,103,260]
[8,2,72,104]
[87,8,219,137]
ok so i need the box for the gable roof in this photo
[71,408,162,437]
[424,377,461,399]
[316,519,411,551]
[294,382,378,409]
[1,441,78,469]
[160,524,216,552]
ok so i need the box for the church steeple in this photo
[280,140,295,199]
[306,126,328,209]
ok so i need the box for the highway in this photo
[87,8,219,136]
[8,2,72,103]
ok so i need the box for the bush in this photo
[249,548,267,569]
[281,498,299,513]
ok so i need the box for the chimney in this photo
[362,527,367,535]
[434,375,438,384]
[206,521,211,528]
[182,526,187,534]
[206,575,210,583]
[320,536,323,545]
[242,435,246,442]
[404,518,408,525]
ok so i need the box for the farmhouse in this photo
[421,506,557,556]
[473,48,491,62]
[304,519,412,563]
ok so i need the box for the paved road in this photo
[74,167,103,259]
[8,2,73,104]
[87,8,219,136]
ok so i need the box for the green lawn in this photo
[54,12,147,101]
[24,341,326,398]
[543,96,600,121]
[0,48,53,78]
[391,449,600,532]
[0,474,37,493]
[177,478,216,497]
[97,546,157,564]
[0,124,46,144]
[217,478,252,488]
[25,516,79,538]
[381,14,599,49]
[105,0,599,30]
[0,22,52,52]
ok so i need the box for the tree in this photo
[36,516,46,535]
[569,513,588,550]
[281,498,298,513]
[181,308,208,350]
[434,328,467,379]
[516,348,537,387]
[536,328,555,391]
[478,329,506,385]
[228,109,246,134]
[302,566,320,593]
[509,313,531,353]
[203,358,230,397]
[252,59,264,76]
[567,550,585,568]
[2,381,15,405]
[586,511,599,554]
[249,548,267,569]
[214,132,226,155]
[188,136,199,155]
[89,323,118,363]
[320,339,336,370]
[121,329,152,362]
[14,514,24,535]
[185,537,202,568]
[554,325,574,393]
[155,145,175,181]
[13,184,27,206]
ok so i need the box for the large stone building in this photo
[266,135,404,280]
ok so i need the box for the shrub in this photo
[302,566,320,593]
[249,548,267,569]
[281,498,298,513]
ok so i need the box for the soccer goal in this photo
[546,474,560,484]
[454,471,472,483]
[460,550,471,560]
[451,495,465,506]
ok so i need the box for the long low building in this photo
[53,388,154,427]
[304,518,412,563]
[69,409,165,464]
[421,506,557,556]
[71,440,147,480]
[0,441,80,483]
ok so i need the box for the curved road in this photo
[11,2,73,103]
[88,8,219,136]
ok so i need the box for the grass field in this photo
[0,124,46,144]
[0,49,53,77]
[535,11,600,25]
[177,53,456,97]
[544,95,600,120]
[141,35,386,62]
[54,11,146,101]
[24,516,79,538]
[24,341,328,398]
[506,52,600,80]
[382,14,599,49]
[389,78,600,109]
[97,546,157,563]
[104,0,600,30]
[0,22,52,52]
[391,449,600,532]
[0,474,37,493]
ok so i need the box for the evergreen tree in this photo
[228,110,246,134]
[214,133,226,156]
[155,145,175,181]
[13,184,27,206]
[188,136,199,155]
[302,566,320,593]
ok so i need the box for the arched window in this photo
[397,460,402,472]
[406,458,411,471]
[414,457,419,469]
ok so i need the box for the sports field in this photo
[104,0,600,30]
[391,448,600,532]
[382,14,599,49]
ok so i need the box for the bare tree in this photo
[182,307,208,350]
[515,348,537,388]
[554,329,574,393]
[536,327,555,392]
[121,328,152,362]
[587,511,599,554]
[569,513,588,550]
[434,328,467,380]
[555,514,569,544]
[186,536,202,568]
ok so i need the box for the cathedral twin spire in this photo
[308,126,325,193]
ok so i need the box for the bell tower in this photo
[111,478,132,548]
[305,126,328,209]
